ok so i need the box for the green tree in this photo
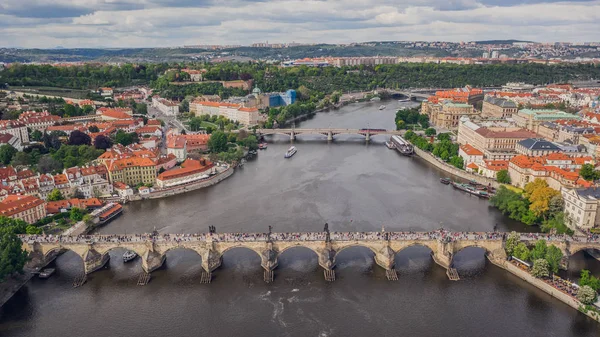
[208,130,229,153]
[47,188,65,201]
[579,270,600,292]
[70,208,84,222]
[579,163,599,181]
[88,125,100,133]
[504,231,519,256]
[114,130,139,146]
[531,259,550,278]
[396,120,406,130]
[530,240,548,261]
[0,217,30,281]
[437,133,451,141]
[577,285,597,305]
[244,135,259,151]
[496,170,511,184]
[545,245,563,274]
[513,243,531,261]
[30,130,43,141]
[424,128,436,136]
[0,145,17,165]
[10,152,31,166]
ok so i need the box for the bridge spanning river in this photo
[20,231,600,283]
[256,128,404,141]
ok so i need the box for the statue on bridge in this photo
[324,223,331,243]
[209,226,216,234]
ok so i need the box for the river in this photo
[1,100,599,337]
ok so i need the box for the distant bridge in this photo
[256,128,404,141]
[20,231,598,284]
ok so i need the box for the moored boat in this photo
[385,141,395,149]
[451,182,490,198]
[39,268,55,279]
[123,251,137,263]
[258,143,268,150]
[284,146,297,158]
[440,178,451,185]
[379,105,386,110]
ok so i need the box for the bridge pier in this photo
[83,249,109,274]
[141,250,165,273]
[201,248,223,273]
[374,246,395,271]
[327,131,333,142]
[289,131,295,142]
[365,132,370,143]
[261,243,278,272]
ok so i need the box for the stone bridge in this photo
[19,231,600,281]
[256,128,404,141]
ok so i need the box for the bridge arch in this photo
[392,241,438,255]
[94,245,147,259]
[160,246,203,258]
[333,243,379,258]
[219,245,264,260]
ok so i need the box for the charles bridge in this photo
[256,128,404,142]
[19,230,600,284]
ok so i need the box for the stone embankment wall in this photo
[412,147,500,188]
[144,167,234,200]
[489,259,600,322]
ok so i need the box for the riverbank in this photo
[0,270,34,308]
[489,258,600,323]
[412,146,500,188]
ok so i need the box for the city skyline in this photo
[1,0,599,48]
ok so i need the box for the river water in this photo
[1,101,599,336]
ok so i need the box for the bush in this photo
[577,285,598,305]
[531,259,549,278]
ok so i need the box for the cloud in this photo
[0,0,598,48]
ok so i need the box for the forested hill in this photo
[2,62,599,99]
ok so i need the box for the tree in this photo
[531,259,549,278]
[437,133,451,141]
[30,129,43,141]
[580,270,600,292]
[424,128,436,136]
[530,240,548,261]
[579,163,599,181]
[37,155,63,174]
[545,245,563,274]
[0,145,17,165]
[207,130,228,153]
[0,228,29,281]
[10,152,31,166]
[418,114,429,128]
[69,208,84,222]
[244,135,258,151]
[513,243,531,261]
[577,285,597,305]
[88,125,100,133]
[496,170,511,184]
[93,135,113,150]
[504,231,519,256]
[135,103,147,115]
[68,130,91,146]
[396,120,406,130]
[525,179,559,218]
[114,130,139,146]
[47,188,65,201]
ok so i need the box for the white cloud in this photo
[0,0,598,47]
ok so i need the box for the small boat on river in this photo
[440,178,451,185]
[379,105,386,110]
[39,268,55,279]
[123,251,137,263]
[451,182,490,199]
[258,143,268,150]
[385,141,395,149]
[285,146,297,158]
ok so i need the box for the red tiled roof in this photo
[460,144,483,156]
[0,195,44,217]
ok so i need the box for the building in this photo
[106,157,157,186]
[152,96,179,116]
[181,69,206,82]
[221,80,253,91]
[97,107,133,121]
[189,101,260,125]
[156,158,215,188]
[482,96,518,118]
[508,154,593,189]
[0,134,22,151]
[458,144,484,165]
[0,120,29,145]
[430,86,484,105]
[512,109,581,133]
[0,195,46,224]
[457,117,538,160]
[166,135,187,162]
[562,187,600,231]
[515,138,561,156]
[100,87,113,97]
[423,100,478,129]
[18,111,62,131]
[258,89,296,108]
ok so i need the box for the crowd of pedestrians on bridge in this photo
[19,229,600,245]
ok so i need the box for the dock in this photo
[72,273,87,288]
[324,269,336,282]
[137,272,151,286]
[447,268,460,281]
[386,269,399,281]
[200,271,212,284]
[264,270,274,283]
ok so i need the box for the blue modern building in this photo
[267,89,296,107]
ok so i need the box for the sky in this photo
[1,0,599,48]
